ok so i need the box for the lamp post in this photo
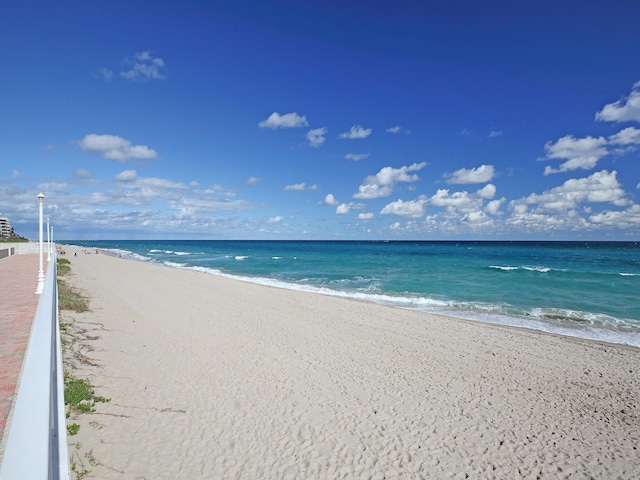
[46,217,51,261]
[36,193,45,294]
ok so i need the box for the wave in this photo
[489,265,553,273]
[235,255,248,260]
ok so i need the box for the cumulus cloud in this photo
[386,126,402,134]
[306,127,327,147]
[589,204,640,228]
[338,125,372,139]
[284,182,317,191]
[78,134,158,162]
[345,153,370,161]
[320,194,340,206]
[541,135,608,175]
[380,196,428,218]
[358,212,374,220]
[353,162,427,200]
[476,184,497,199]
[258,112,308,129]
[608,126,640,146]
[595,81,640,123]
[445,164,496,184]
[120,51,167,82]
[512,170,629,212]
[485,198,505,215]
[336,202,365,214]
[267,216,283,224]
[489,130,503,138]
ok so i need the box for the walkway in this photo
[0,254,40,450]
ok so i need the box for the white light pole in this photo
[36,193,45,294]
[46,217,51,261]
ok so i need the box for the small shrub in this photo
[58,279,90,312]
[67,423,80,436]
[57,258,71,275]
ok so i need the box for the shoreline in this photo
[61,245,640,478]
[95,244,640,350]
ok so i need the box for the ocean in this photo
[66,240,640,348]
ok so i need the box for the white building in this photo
[0,216,15,238]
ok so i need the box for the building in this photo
[0,215,16,238]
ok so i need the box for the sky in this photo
[1,0,640,241]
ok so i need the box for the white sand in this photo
[61,246,640,479]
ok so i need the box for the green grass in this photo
[58,279,90,312]
[57,257,71,275]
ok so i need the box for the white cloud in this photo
[485,198,505,215]
[284,182,317,191]
[338,125,372,139]
[358,212,374,220]
[258,112,308,129]
[120,51,167,82]
[445,164,496,184]
[345,153,370,161]
[78,134,158,162]
[336,202,365,214]
[511,170,629,212]
[267,216,283,224]
[306,127,327,147]
[386,126,401,134]
[429,189,476,209]
[476,184,497,199]
[380,196,427,218]
[595,81,640,123]
[489,130,503,138]
[245,176,261,186]
[353,162,427,199]
[115,170,138,182]
[320,194,340,206]
[589,204,640,228]
[541,135,608,175]
[336,203,351,214]
[608,126,640,145]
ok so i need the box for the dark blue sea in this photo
[67,240,640,348]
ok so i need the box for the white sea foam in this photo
[235,256,248,260]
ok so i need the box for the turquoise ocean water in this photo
[67,240,640,348]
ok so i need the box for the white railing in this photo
[0,252,70,480]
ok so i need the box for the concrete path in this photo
[0,254,40,452]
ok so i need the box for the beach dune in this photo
[62,246,640,479]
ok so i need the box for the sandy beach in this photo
[60,246,640,479]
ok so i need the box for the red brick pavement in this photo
[0,254,41,445]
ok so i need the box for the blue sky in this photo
[1,0,640,240]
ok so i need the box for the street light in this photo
[36,193,45,294]
[46,217,51,261]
